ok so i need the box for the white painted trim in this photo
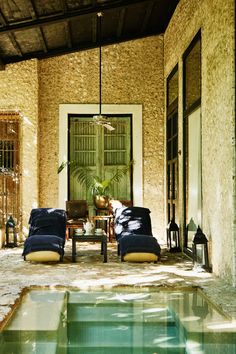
[59,104,143,208]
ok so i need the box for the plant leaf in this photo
[57,159,134,196]
[57,160,69,174]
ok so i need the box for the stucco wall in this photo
[164,0,235,281]
[38,36,165,240]
[0,60,39,234]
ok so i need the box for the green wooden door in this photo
[69,116,132,204]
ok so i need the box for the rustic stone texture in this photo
[164,0,235,282]
[0,60,39,234]
[38,36,165,240]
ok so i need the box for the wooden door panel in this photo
[69,116,132,203]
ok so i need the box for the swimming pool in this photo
[0,288,236,353]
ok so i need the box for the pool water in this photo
[0,288,236,353]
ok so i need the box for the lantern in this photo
[5,215,17,247]
[192,227,209,271]
[187,217,197,246]
[166,219,181,252]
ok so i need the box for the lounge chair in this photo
[114,206,161,262]
[22,208,67,262]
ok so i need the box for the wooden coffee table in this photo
[72,232,107,263]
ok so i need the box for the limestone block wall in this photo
[0,60,39,235]
[164,0,235,281]
[38,36,165,240]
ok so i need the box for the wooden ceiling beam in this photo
[38,27,48,53]
[0,9,22,57]
[0,58,5,70]
[64,21,72,48]
[59,0,68,13]
[28,0,48,53]
[116,7,126,38]
[3,27,165,64]
[8,33,23,56]
[0,0,148,35]
[92,16,97,43]
[140,0,155,34]
[58,0,72,48]
[28,0,38,18]
[0,10,6,26]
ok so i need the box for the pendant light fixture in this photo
[92,12,115,131]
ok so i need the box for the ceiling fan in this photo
[92,114,115,131]
[91,12,115,131]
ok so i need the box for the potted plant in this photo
[58,160,133,209]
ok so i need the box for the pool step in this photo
[0,291,67,354]
[67,300,186,353]
[67,345,186,354]
[67,326,185,353]
[3,291,67,332]
[0,341,59,354]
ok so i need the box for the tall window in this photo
[69,115,132,205]
[0,114,21,227]
[183,31,202,252]
[166,65,178,223]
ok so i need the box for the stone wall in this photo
[0,60,39,235]
[164,0,235,281]
[38,36,165,240]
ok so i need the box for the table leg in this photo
[66,227,69,240]
[108,218,112,242]
[103,235,107,263]
[72,235,76,262]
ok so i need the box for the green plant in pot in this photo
[58,160,133,209]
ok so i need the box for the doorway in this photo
[183,31,202,253]
[68,115,132,204]
[58,104,143,209]
[166,65,179,224]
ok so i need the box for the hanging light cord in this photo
[99,41,102,115]
[93,13,114,130]
[97,12,103,115]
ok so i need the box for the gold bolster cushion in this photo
[25,251,61,262]
[123,252,158,263]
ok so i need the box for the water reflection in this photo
[0,289,235,354]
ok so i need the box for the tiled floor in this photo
[0,240,235,327]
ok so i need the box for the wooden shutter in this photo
[0,114,21,227]
[69,116,132,204]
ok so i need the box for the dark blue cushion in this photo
[28,208,66,240]
[22,235,64,257]
[119,234,161,257]
[114,207,152,241]
[23,208,67,259]
[29,208,66,224]
[121,207,151,217]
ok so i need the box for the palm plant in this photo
[58,160,133,198]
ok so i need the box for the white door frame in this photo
[58,104,143,208]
